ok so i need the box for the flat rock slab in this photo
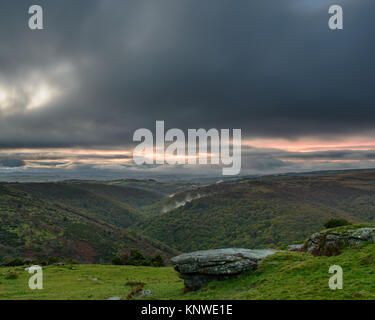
[171,248,276,290]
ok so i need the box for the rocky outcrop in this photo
[303,227,375,256]
[171,248,276,290]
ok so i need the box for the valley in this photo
[2,169,375,265]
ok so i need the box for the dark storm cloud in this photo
[0,0,375,149]
[242,153,290,171]
[0,158,25,167]
[27,161,68,167]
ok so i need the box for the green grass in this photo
[0,265,183,300]
[184,245,375,300]
[2,244,375,300]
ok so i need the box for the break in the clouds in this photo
[0,0,375,177]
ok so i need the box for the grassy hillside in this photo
[2,242,375,300]
[68,182,165,210]
[134,172,375,251]
[0,184,177,263]
[8,183,140,228]
[106,179,199,196]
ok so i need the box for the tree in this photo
[324,218,351,229]
[150,254,165,267]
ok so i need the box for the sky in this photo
[0,0,375,180]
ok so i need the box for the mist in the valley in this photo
[161,193,204,213]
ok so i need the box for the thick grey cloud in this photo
[0,0,374,149]
[0,158,25,167]
[1,0,375,178]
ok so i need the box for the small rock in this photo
[91,278,98,281]
[287,244,303,252]
[107,297,121,300]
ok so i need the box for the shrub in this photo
[1,256,69,267]
[111,256,124,265]
[64,258,78,265]
[324,218,351,229]
[5,271,19,280]
[126,283,144,300]
[126,249,150,266]
[1,258,30,267]
[125,280,144,287]
[112,249,153,266]
[47,256,60,265]
[150,254,165,267]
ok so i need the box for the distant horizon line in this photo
[1,167,375,184]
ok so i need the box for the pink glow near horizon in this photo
[3,136,375,169]
[243,137,375,152]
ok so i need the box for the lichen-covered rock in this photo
[303,227,375,256]
[171,248,276,290]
